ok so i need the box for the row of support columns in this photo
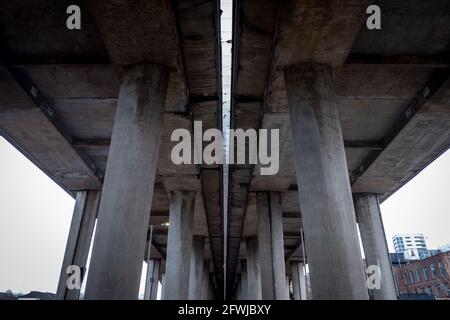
[55,64,215,300]
[57,62,396,300]
[234,63,397,300]
[236,192,396,301]
[58,188,215,300]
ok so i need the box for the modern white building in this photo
[439,243,450,253]
[392,234,435,260]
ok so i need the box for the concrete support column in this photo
[207,279,214,300]
[270,192,288,300]
[354,194,398,300]
[188,236,205,300]
[84,64,168,299]
[202,260,210,300]
[160,273,166,299]
[236,277,242,300]
[245,237,262,300]
[256,192,288,300]
[144,258,161,300]
[241,260,248,300]
[57,190,101,300]
[291,261,307,300]
[286,276,290,299]
[284,63,369,300]
[164,190,196,299]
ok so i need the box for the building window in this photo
[435,285,442,297]
[423,267,428,281]
[430,264,436,279]
[415,269,421,282]
[439,263,446,277]
[403,273,409,285]
[444,284,450,296]
[409,271,414,284]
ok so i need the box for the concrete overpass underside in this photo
[0,0,223,299]
[228,0,449,300]
[0,0,449,300]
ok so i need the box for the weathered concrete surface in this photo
[354,194,397,300]
[290,261,307,300]
[202,260,211,300]
[0,0,223,298]
[188,236,205,300]
[144,259,161,300]
[164,190,195,300]
[285,63,368,299]
[245,237,262,300]
[256,192,288,299]
[57,191,100,300]
[84,64,168,300]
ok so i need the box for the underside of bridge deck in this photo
[0,0,449,300]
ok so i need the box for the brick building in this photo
[394,252,450,299]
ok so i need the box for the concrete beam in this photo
[345,54,450,68]
[0,65,103,192]
[84,64,168,299]
[350,70,450,185]
[56,190,100,300]
[284,63,369,299]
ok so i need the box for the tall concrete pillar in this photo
[270,192,288,300]
[207,279,214,300]
[286,276,290,300]
[160,273,166,299]
[354,194,398,300]
[164,190,196,299]
[245,237,262,300]
[84,64,168,299]
[240,260,248,300]
[236,277,242,300]
[256,192,288,300]
[57,190,100,300]
[291,261,307,300]
[188,236,205,300]
[144,258,161,300]
[202,260,210,300]
[284,63,369,300]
